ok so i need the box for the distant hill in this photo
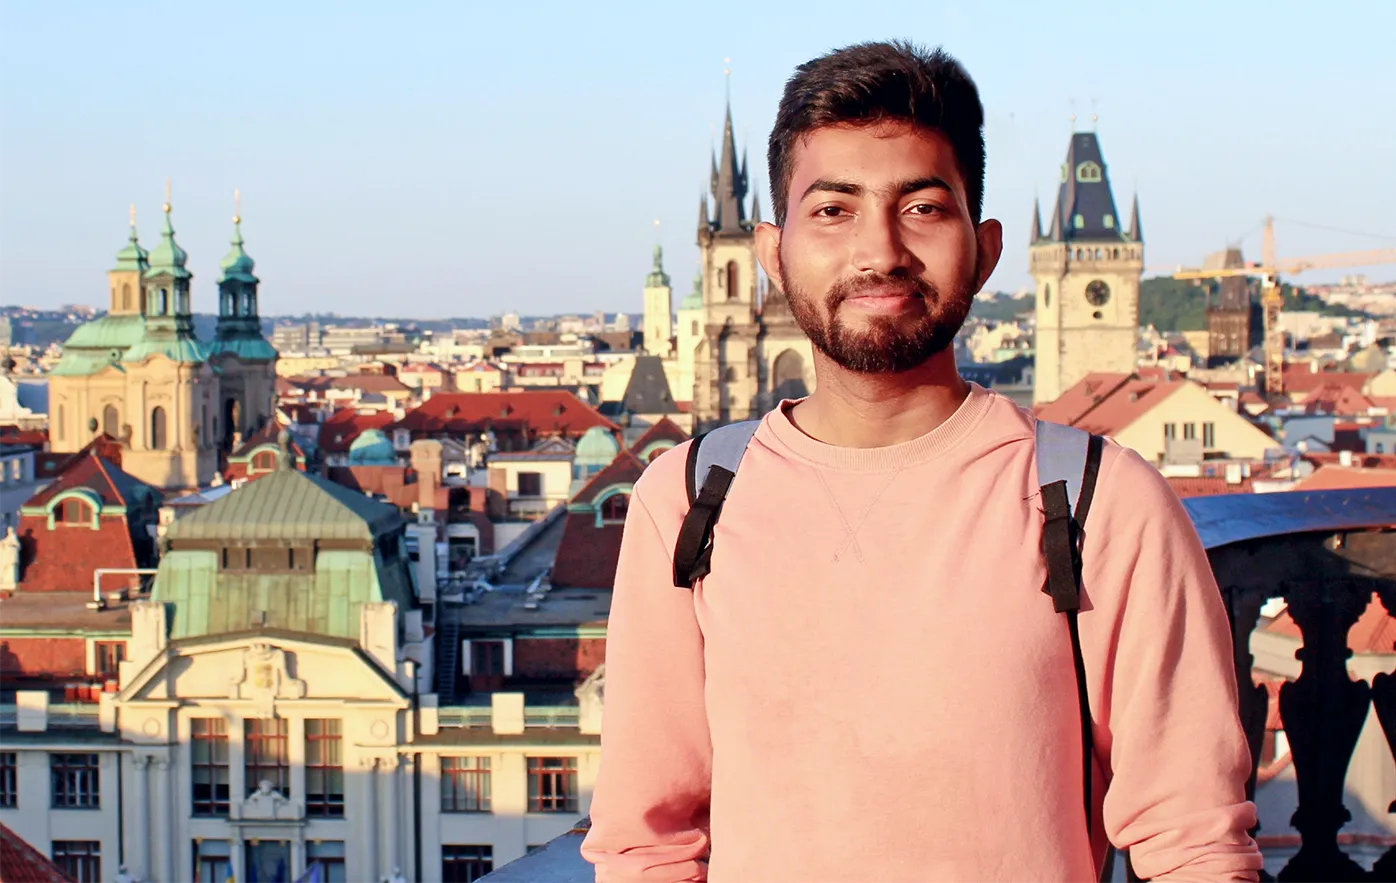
[970,293,1033,323]
[1138,276,1368,333]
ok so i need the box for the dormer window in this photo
[250,450,278,472]
[55,499,92,526]
[1075,161,1102,183]
[600,493,629,523]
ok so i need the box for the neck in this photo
[789,349,969,448]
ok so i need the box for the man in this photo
[582,41,1262,882]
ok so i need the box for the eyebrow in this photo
[800,176,953,202]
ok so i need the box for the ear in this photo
[754,221,784,291]
[973,219,1003,293]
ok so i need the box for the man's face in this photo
[756,122,1000,374]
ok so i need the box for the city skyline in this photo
[2,0,1394,318]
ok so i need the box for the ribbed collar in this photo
[762,382,994,471]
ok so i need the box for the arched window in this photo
[122,283,132,311]
[251,450,279,472]
[691,320,699,336]
[150,407,168,450]
[600,493,629,522]
[55,499,91,526]
[726,261,739,301]
[223,291,233,316]
[56,405,65,441]
[103,405,120,438]
[723,366,738,382]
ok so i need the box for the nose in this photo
[850,207,913,277]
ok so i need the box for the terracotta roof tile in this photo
[627,417,690,456]
[392,391,618,437]
[1283,367,1374,395]
[1037,373,1186,436]
[1293,464,1396,491]
[0,821,74,882]
[1166,476,1255,497]
[319,408,396,454]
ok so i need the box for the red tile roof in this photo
[1282,367,1373,396]
[628,417,690,456]
[392,391,618,437]
[0,427,47,447]
[1301,383,1376,416]
[550,448,649,590]
[1166,476,1255,497]
[319,408,396,454]
[0,821,74,883]
[1292,464,1396,491]
[1036,374,1186,436]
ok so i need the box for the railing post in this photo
[1223,584,1271,832]
[1276,578,1370,882]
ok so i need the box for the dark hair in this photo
[768,41,986,226]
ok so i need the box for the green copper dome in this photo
[144,205,192,280]
[645,245,671,288]
[348,429,397,465]
[112,213,148,273]
[679,269,703,310]
[219,218,258,284]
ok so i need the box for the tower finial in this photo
[723,56,731,105]
[1091,97,1098,131]
[163,178,171,213]
[129,203,136,228]
[653,217,661,243]
[234,187,241,225]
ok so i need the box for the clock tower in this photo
[1031,131,1143,405]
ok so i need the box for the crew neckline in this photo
[763,382,995,471]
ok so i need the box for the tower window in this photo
[1073,214,1085,229]
[158,289,169,314]
[150,406,168,450]
[102,405,120,438]
[122,283,132,311]
[1076,161,1103,183]
[1103,214,1115,228]
[726,261,739,301]
[1044,284,1051,307]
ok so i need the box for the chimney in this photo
[1339,449,1354,467]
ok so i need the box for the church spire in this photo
[710,100,749,234]
[750,187,763,225]
[1030,197,1043,244]
[645,244,671,288]
[697,192,710,235]
[219,188,257,285]
[112,204,148,272]
[145,180,191,281]
[1128,192,1143,243]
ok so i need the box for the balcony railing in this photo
[0,702,103,729]
[480,488,1396,881]
[436,703,581,730]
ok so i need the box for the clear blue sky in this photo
[2,0,1393,319]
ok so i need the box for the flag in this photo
[293,863,325,883]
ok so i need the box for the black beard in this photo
[782,265,976,374]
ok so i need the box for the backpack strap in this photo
[1035,420,1106,868]
[672,420,762,589]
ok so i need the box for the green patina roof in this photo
[679,268,703,310]
[208,336,278,361]
[144,207,192,280]
[218,219,258,285]
[347,429,397,465]
[574,426,619,465]
[154,547,414,640]
[645,244,671,288]
[51,314,148,376]
[112,221,148,272]
[122,334,208,365]
[168,466,403,541]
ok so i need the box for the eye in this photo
[906,203,942,215]
[815,205,847,218]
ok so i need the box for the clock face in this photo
[1085,280,1111,306]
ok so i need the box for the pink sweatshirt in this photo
[581,385,1263,882]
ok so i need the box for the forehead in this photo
[787,122,963,195]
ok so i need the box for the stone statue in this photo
[0,526,19,592]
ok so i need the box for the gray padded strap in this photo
[694,420,761,494]
[1036,419,1090,516]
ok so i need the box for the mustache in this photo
[826,273,937,307]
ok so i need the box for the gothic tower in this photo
[641,245,673,358]
[1031,131,1143,404]
[209,194,279,450]
[694,102,763,429]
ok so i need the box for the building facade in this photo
[1031,132,1144,404]
[46,201,277,493]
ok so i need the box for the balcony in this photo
[480,489,1396,881]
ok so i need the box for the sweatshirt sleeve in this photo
[1082,445,1264,882]
[580,475,711,882]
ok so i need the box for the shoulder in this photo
[631,437,697,537]
[1089,437,1195,537]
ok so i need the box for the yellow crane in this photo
[1169,216,1396,398]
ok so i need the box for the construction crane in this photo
[1169,216,1396,399]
